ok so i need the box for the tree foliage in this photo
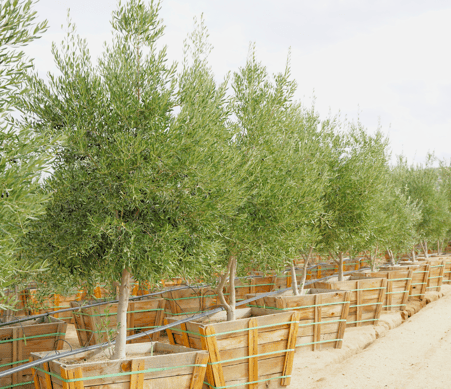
[0,0,54,302]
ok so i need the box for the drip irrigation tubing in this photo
[0,267,369,379]
[0,260,369,328]
[0,284,209,328]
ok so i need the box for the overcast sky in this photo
[25,0,451,165]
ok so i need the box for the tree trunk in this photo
[216,256,237,321]
[290,261,299,296]
[112,268,131,360]
[338,252,344,281]
[299,247,314,295]
[423,241,429,258]
[437,240,441,255]
[388,249,395,265]
[370,252,377,272]
[412,248,416,262]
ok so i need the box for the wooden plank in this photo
[43,362,53,389]
[60,367,70,389]
[386,272,393,310]
[198,325,225,389]
[355,280,362,327]
[152,299,165,341]
[401,270,413,307]
[181,323,191,348]
[374,279,387,322]
[189,352,209,389]
[30,356,41,389]
[248,318,258,389]
[438,261,445,289]
[336,291,350,348]
[12,327,18,386]
[129,359,144,389]
[313,294,321,351]
[281,311,300,386]
[164,318,176,345]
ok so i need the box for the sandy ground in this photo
[62,286,451,389]
[291,285,451,389]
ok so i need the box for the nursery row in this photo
[1,254,450,388]
[3,1,451,388]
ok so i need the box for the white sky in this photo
[25,0,451,165]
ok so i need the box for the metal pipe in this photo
[0,284,208,328]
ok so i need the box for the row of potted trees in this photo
[3,0,451,388]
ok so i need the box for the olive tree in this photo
[20,0,245,359]
[395,155,450,258]
[319,123,390,280]
[0,0,54,309]
[213,48,329,321]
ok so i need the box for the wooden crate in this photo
[163,287,219,318]
[443,260,451,284]
[313,277,387,327]
[426,260,445,292]
[353,270,413,311]
[225,276,276,303]
[30,342,209,389]
[0,289,29,321]
[397,262,430,301]
[71,297,165,347]
[0,317,67,389]
[27,290,84,324]
[166,308,302,389]
[312,263,338,279]
[245,289,350,352]
[343,259,360,272]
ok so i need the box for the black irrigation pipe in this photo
[0,267,370,379]
[1,259,369,328]
[0,284,209,328]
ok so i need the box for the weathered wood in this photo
[189,352,208,389]
[248,318,258,389]
[352,270,413,312]
[0,317,67,389]
[281,311,300,386]
[31,343,209,389]
[426,260,445,292]
[313,278,386,327]
[71,297,165,347]
[163,288,218,318]
[244,289,350,351]
[166,308,307,388]
[129,359,144,389]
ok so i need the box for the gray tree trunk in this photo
[290,261,299,296]
[217,256,237,321]
[112,268,131,360]
[338,252,344,281]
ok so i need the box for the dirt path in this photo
[292,288,451,389]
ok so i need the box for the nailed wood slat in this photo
[129,359,144,389]
[189,352,209,389]
[248,318,258,389]
[281,311,300,386]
